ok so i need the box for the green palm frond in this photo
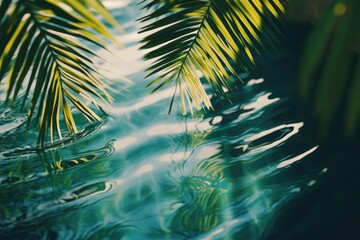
[0,0,122,145]
[139,0,285,114]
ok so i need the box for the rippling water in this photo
[0,1,341,239]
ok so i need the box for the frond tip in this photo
[140,0,285,114]
[0,0,122,145]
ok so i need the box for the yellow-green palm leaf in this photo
[0,0,122,145]
[139,0,285,114]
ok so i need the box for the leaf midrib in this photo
[23,2,72,141]
[175,1,213,82]
[24,2,63,89]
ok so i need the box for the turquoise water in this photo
[0,1,344,239]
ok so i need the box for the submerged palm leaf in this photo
[139,0,285,114]
[0,0,122,145]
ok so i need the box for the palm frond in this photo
[0,0,122,145]
[139,0,285,114]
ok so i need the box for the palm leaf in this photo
[0,0,122,145]
[139,0,285,114]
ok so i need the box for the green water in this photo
[1,1,358,239]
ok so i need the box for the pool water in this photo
[1,1,359,239]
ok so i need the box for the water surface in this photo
[0,2,331,239]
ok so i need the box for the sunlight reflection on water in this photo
[103,0,131,9]
[277,146,319,168]
[244,122,304,153]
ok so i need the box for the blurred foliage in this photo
[290,0,360,139]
